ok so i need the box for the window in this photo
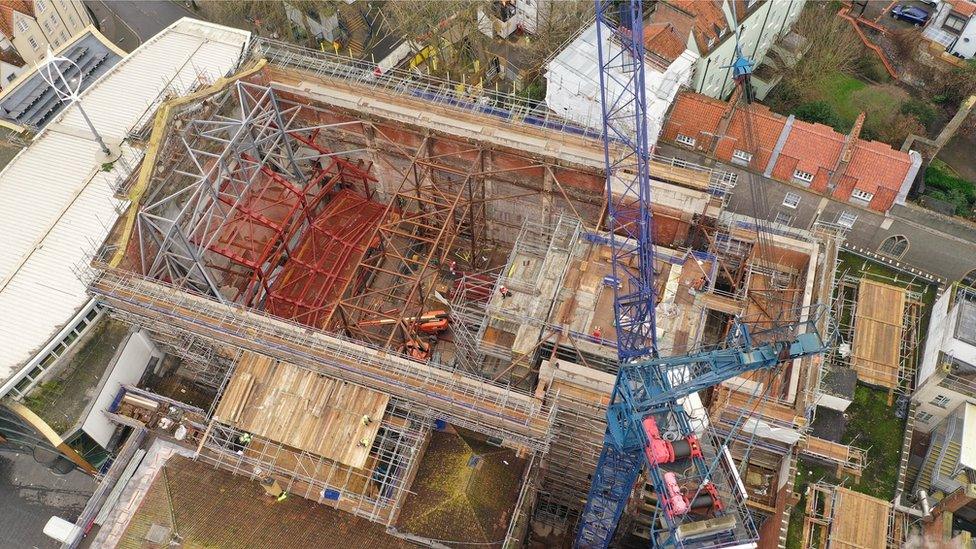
[917,411,934,423]
[945,13,967,33]
[837,211,858,229]
[676,134,696,147]
[732,149,753,164]
[16,19,29,33]
[68,14,75,26]
[964,268,976,289]
[930,394,951,408]
[6,73,14,82]
[59,30,66,42]
[27,37,38,51]
[774,211,795,226]
[879,235,909,259]
[43,19,52,33]
[793,169,814,183]
[782,192,801,209]
[851,188,874,203]
[36,0,46,13]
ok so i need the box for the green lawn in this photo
[785,385,906,547]
[815,73,867,128]
[785,462,838,549]
[842,385,905,500]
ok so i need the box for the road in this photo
[656,142,976,283]
[85,0,197,50]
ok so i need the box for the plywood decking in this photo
[803,485,891,549]
[827,487,891,549]
[851,279,906,389]
[215,351,389,469]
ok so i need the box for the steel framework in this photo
[325,139,488,351]
[133,80,374,310]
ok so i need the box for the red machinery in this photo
[641,416,703,466]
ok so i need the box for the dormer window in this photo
[732,149,753,164]
[793,169,814,183]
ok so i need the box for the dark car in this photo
[891,4,931,26]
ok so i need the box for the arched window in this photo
[963,269,976,289]
[878,235,909,259]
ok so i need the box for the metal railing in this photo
[251,38,605,142]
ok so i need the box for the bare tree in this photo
[779,5,862,93]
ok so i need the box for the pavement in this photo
[85,0,198,50]
[0,448,96,549]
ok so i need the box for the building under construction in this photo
[79,39,853,547]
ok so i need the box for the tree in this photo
[793,100,842,129]
[777,5,862,94]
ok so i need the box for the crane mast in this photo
[574,1,828,547]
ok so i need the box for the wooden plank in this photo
[215,351,390,468]
[850,280,905,389]
[829,487,890,549]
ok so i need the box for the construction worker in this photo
[276,491,288,502]
[499,285,512,299]
[361,414,373,427]
[235,432,252,455]
[357,436,370,449]
[592,326,602,340]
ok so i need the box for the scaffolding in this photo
[132,79,374,307]
[87,265,555,453]
[827,272,924,398]
[198,398,428,525]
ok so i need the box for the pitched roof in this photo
[716,103,788,169]
[667,0,730,54]
[0,1,34,38]
[950,0,976,17]
[0,45,23,67]
[643,22,686,65]
[661,91,726,148]
[843,139,914,196]
[777,120,845,176]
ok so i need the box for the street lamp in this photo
[36,48,112,156]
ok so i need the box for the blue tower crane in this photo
[574,1,827,547]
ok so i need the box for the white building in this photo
[0,18,250,400]
[649,0,805,99]
[924,0,976,59]
[913,284,976,433]
[544,21,698,144]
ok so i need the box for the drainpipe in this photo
[697,57,711,93]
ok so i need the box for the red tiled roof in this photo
[776,120,845,177]
[643,22,686,64]
[0,1,34,39]
[667,0,730,54]
[715,103,788,170]
[0,45,23,67]
[661,91,917,212]
[950,0,976,17]
[661,91,726,151]
[843,139,913,197]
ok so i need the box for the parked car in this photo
[891,4,931,26]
